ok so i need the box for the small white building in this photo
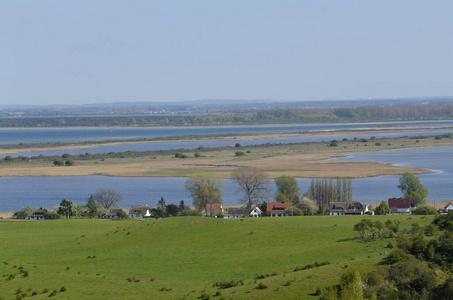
[444,202,453,213]
[128,205,153,219]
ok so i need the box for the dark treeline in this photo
[1,105,453,128]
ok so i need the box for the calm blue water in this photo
[0,146,451,211]
[328,146,453,204]
[1,120,452,145]
[0,122,452,212]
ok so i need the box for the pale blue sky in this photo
[1,1,452,105]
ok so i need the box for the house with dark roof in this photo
[329,202,368,215]
[102,207,128,219]
[223,206,263,218]
[27,207,49,220]
[128,205,153,219]
[204,203,223,216]
[388,197,412,214]
[444,202,453,213]
[267,202,293,217]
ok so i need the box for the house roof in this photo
[267,202,293,212]
[226,208,251,216]
[129,205,152,215]
[252,207,263,214]
[444,202,453,210]
[105,207,127,216]
[388,197,411,209]
[28,207,49,217]
[329,202,364,213]
[205,203,223,214]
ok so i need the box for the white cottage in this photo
[129,205,153,219]
[444,202,453,213]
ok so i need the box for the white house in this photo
[128,205,153,219]
[223,206,263,219]
[444,202,453,213]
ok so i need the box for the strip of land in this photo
[1,130,452,178]
[0,125,452,155]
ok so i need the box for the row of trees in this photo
[185,169,343,215]
[2,105,453,128]
[305,178,353,214]
[13,171,430,219]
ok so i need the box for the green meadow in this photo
[0,215,433,299]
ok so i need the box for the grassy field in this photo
[0,215,435,299]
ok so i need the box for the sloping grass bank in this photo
[0,215,433,299]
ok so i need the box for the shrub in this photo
[235,151,245,156]
[330,140,338,147]
[235,143,241,147]
[4,155,13,162]
[256,283,267,290]
[194,153,201,158]
[213,280,243,289]
[413,206,437,215]
[65,160,75,166]
[53,160,64,166]
[44,212,61,219]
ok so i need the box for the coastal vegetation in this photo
[0,134,452,179]
[2,105,453,128]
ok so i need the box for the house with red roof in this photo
[204,203,223,216]
[267,202,293,217]
[388,197,412,214]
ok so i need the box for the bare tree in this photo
[232,167,271,208]
[185,174,223,216]
[94,188,122,209]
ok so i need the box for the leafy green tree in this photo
[232,167,270,208]
[57,198,77,218]
[185,174,223,216]
[285,206,303,216]
[85,194,98,218]
[274,175,300,204]
[4,155,13,162]
[375,201,389,215]
[53,160,65,166]
[166,204,179,217]
[178,200,186,215]
[413,205,437,215]
[397,173,429,207]
[44,212,61,219]
[65,160,75,166]
[339,268,363,300]
[13,207,32,219]
[157,196,167,218]
[297,197,319,215]
[62,153,71,159]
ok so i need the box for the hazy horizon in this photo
[1,1,452,106]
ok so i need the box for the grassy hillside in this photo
[0,215,433,299]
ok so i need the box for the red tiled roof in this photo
[267,202,293,212]
[388,197,411,209]
[205,203,222,213]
